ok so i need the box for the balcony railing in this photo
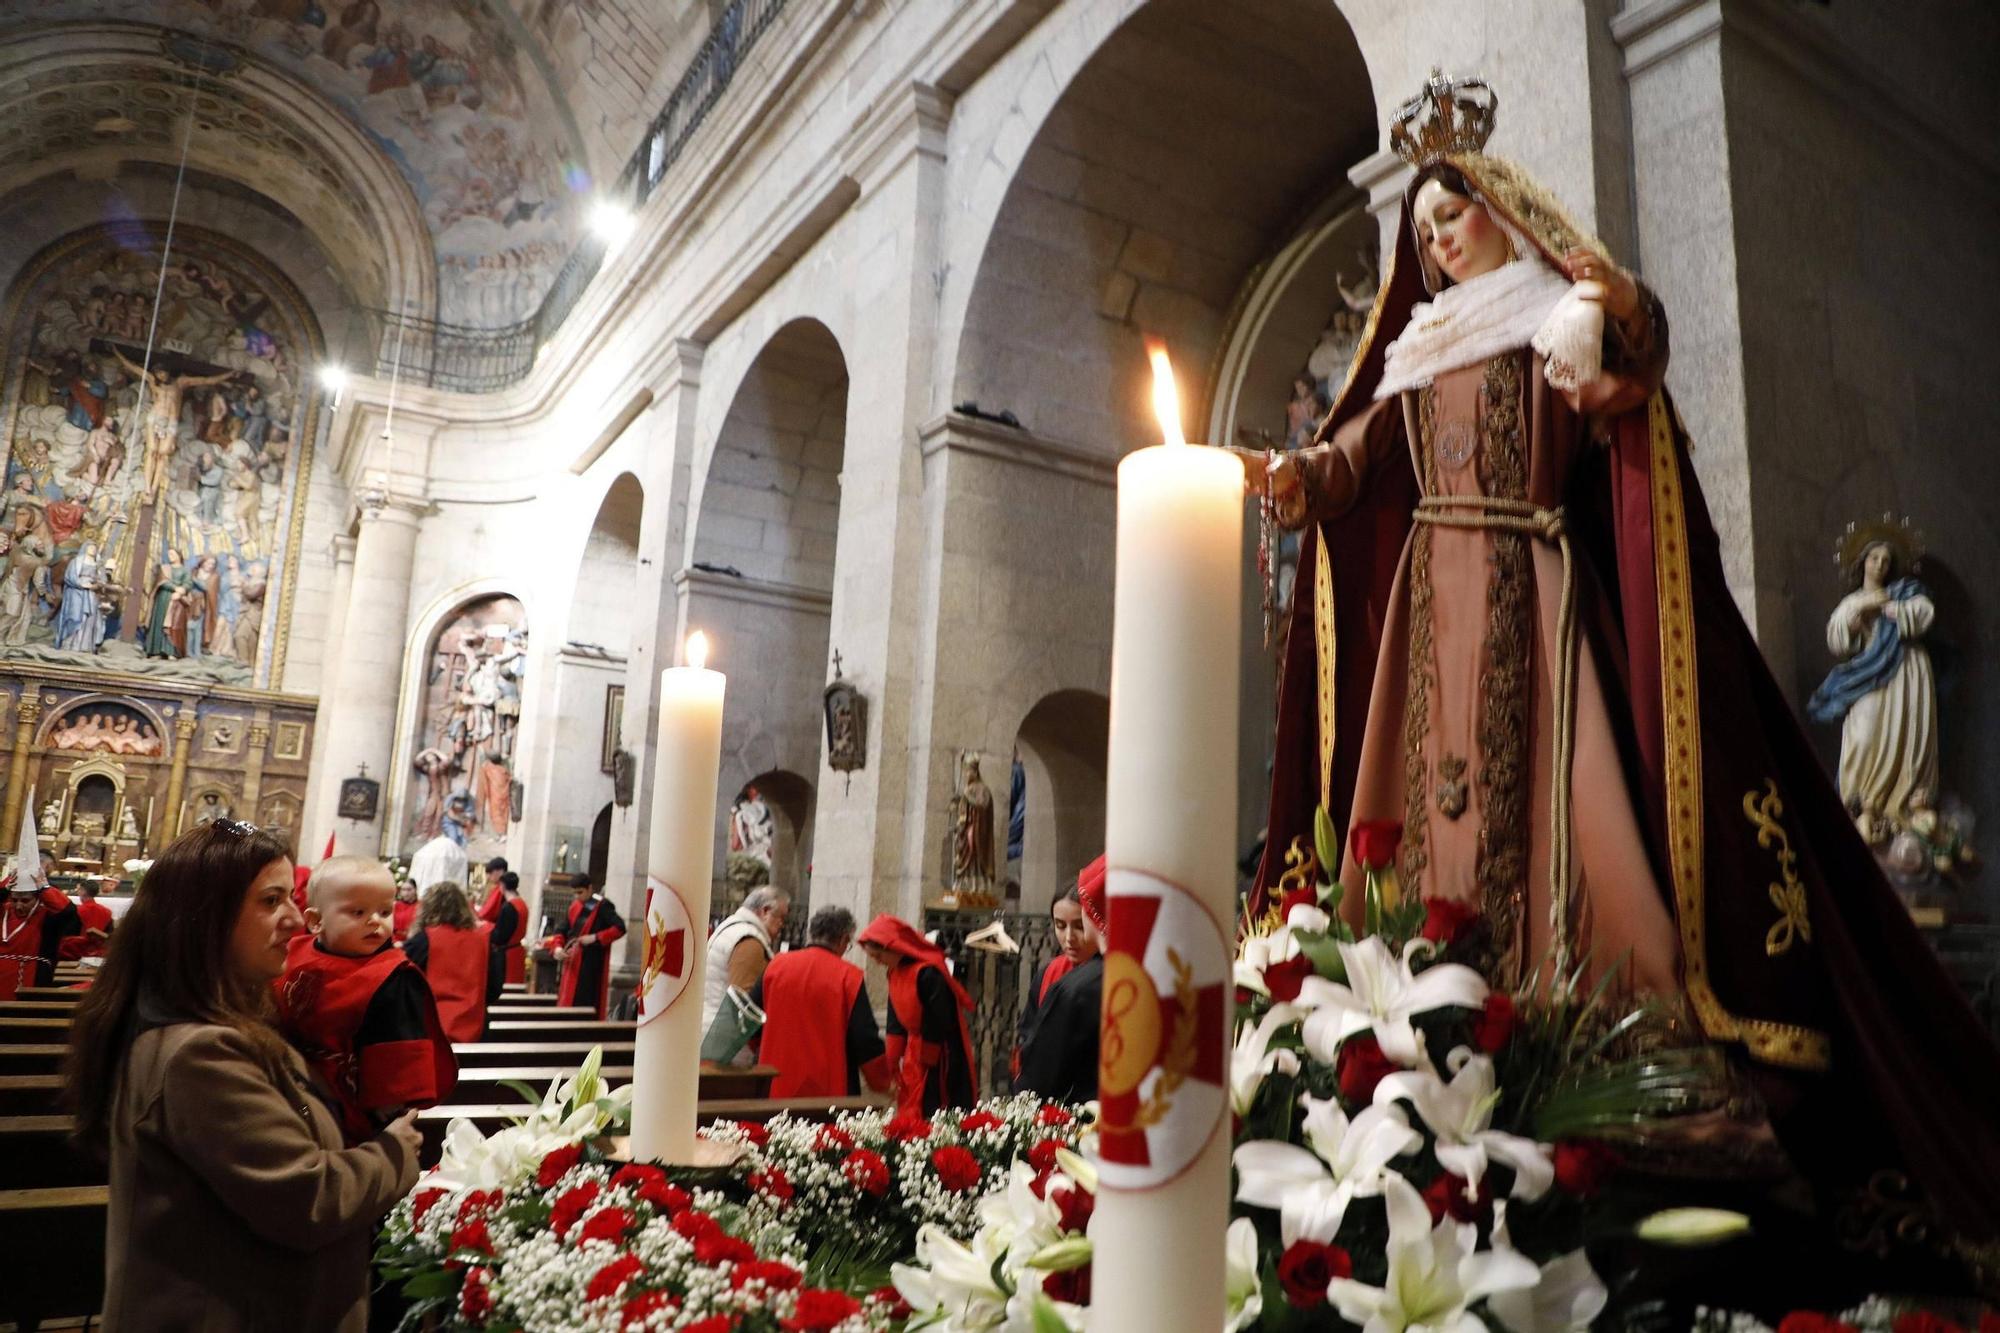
[356,0,792,394]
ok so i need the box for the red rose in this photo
[1335,1035,1396,1103]
[931,1144,983,1193]
[730,1259,804,1291]
[681,1319,737,1333]
[537,1143,585,1188]
[1263,952,1316,1002]
[1473,992,1517,1053]
[587,1253,647,1301]
[870,1285,912,1319]
[1037,1105,1074,1127]
[1777,1316,1860,1333]
[1278,886,1319,920]
[610,1163,666,1191]
[784,1289,863,1331]
[961,1110,1003,1133]
[1041,1264,1092,1306]
[884,1112,933,1142]
[1349,819,1403,871]
[459,1266,493,1323]
[1026,1138,1064,1174]
[813,1124,855,1153]
[1276,1240,1353,1309]
[749,1167,794,1203]
[411,1187,447,1224]
[551,1180,603,1238]
[1893,1317,1965,1333]
[449,1217,494,1258]
[840,1148,891,1197]
[694,1231,758,1266]
[1552,1140,1620,1198]
[620,1288,679,1329]
[636,1179,691,1215]
[1421,1172,1491,1224]
[1049,1179,1095,1235]
[1421,896,1479,945]
[580,1206,634,1246]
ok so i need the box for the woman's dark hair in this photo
[64,821,296,1146]
[1054,885,1082,913]
[418,882,476,930]
[1411,161,1474,200]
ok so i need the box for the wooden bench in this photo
[0,1117,97,1189]
[0,1075,61,1115]
[482,1020,633,1044]
[436,1065,777,1107]
[0,1185,107,1331]
[0,1019,70,1046]
[453,1041,636,1068]
[0,1002,76,1020]
[0,1045,66,1076]
[485,1004,596,1021]
[16,987,86,1001]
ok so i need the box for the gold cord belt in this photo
[1410,494,1577,972]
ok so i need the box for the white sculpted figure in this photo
[728,785,775,867]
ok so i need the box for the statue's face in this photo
[1863,543,1893,586]
[1413,178,1512,285]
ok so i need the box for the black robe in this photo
[1015,955,1102,1104]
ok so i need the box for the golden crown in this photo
[1390,69,1498,166]
[1834,513,1924,576]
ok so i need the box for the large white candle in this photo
[630,630,726,1164]
[1092,344,1242,1332]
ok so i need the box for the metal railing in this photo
[923,908,1065,1099]
[357,0,793,394]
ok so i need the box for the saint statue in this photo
[949,754,996,890]
[38,796,62,836]
[1806,518,1937,842]
[1240,71,2000,1247]
[54,541,106,653]
[728,785,776,867]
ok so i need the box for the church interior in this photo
[3,0,1999,1328]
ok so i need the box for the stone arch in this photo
[729,767,815,909]
[567,472,646,650]
[1012,689,1109,913]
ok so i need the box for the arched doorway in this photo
[1013,690,1110,913]
[588,802,612,889]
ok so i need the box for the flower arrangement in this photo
[1696,1298,2000,1333]
[431,1047,635,1192]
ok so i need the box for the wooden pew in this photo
[0,1018,69,1046]
[482,1020,633,1044]
[435,1065,777,1108]
[454,1041,636,1068]
[0,1185,107,1331]
[485,1005,596,1021]
[0,1045,65,1076]
[16,987,85,1001]
[0,1001,75,1019]
[0,1117,96,1189]
[0,1075,61,1115]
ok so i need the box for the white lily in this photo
[1298,935,1488,1067]
[1230,1003,1303,1117]
[1223,1216,1265,1333]
[1326,1174,1540,1333]
[1372,1047,1554,1202]
[892,1221,1015,1330]
[1234,1097,1420,1245]
[1485,1200,1608,1331]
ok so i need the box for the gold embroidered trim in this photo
[1743,779,1811,957]
[1649,395,1830,1072]
[1399,387,1438,889]
[1315,523,1337,814]
[1474,353,1532,974]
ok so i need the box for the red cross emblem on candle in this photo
[1095,868,1230,1190]
[638,875,694,1025]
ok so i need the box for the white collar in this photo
[1375,259,1571,399]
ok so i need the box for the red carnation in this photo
[537,1143,585,1188]
[459,1266,493,1324]
[681,1319,737,1333]
[1893,1316,1965,1333]
[636,1179,691,1215]
[931,1144,983,1193]
[1276,1240,1353,1309]
[457,1189,501,1223]
[813,1124,855,1153]
[1263,952,1316,1003]
[1335,1035,1397,1103]
[746,1167,791,1202]
[784,1288,864,1331]
[449,1218,494,1257]
[870,1285,913,1319]
[884,1112,933,1142]
[1421,1172,1491,1224]
[1049,1179,1095,1235]
[1278,886,1319,921]
[730,1259,804,1291]
[1349,819,1403,871]
[1473,992,1517,1053]
[672,1209,721,1241]
[411,1188,447,1224]
[694,1231,758,1266]
[1553,1140,1621,1198]
[1777,1316,1860,1333]
[1421,896,1479,946]
[611,1163,666,1191]
[961,1110,1003,1133]
[587,1253,647,1301]
[580,1206,635,1246]
[840,1148,890,1197]
[620,1288,679,1329]
[551,1180,603,1238]
[722,1119,770,1147]
[1042,1264,1092,1306]
[1026,1138,1064,1174]
[1036,1105,1074,1127]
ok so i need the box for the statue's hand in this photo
[1563,247,1639,321]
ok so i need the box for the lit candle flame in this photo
[686,630,709,671]
[1146,338,1185,446]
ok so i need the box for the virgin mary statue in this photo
[1243,73,2000,1249]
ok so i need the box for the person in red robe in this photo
[477,869,529,984]
[403,883,504,1043]
[390,880,418,943]
[857,913,976,1117]
[1016,856,1106,1105]
[272,856,455,1144]
[750,906,889,1098]
[57,877,114,961]
[1,874,78,999]
[544,878,624,1018]
[1012,862,1106,1078]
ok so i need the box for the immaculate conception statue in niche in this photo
[1238,70,2000,1248]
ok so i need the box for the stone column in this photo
[302,533,358,835]
[306,496,425,853]
[161,712,200,839]
[2,692,44,840]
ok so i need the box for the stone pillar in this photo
[162,712,199,839]
[302,533,358,838]
[2,692,44,840]
[306,496,425,854]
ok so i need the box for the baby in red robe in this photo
[272,856,456,1144]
